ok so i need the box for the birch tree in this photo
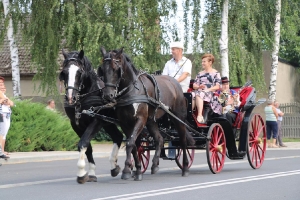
[219,0,229,78]
[269,0,281,101]
[2,0,21,97]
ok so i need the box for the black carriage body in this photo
[155,85,260,161]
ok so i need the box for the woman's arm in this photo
[278,110,284,117]
[272,106,278,119]
[208,71,221,92]
[208,84,220,92]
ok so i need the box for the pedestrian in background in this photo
[274,101,287,147]
[264,99,279,148]
[46,99,56,111]
[0,76,10,159]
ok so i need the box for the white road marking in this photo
[0,155,299,189]
[93,170,300,200]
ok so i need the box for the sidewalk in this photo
[1,143,126,165]
[1,142,300,165]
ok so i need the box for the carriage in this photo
[131,80,267,174]
[61,48,267,183]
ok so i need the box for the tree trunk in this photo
[219,0,229,78]
[2,0,21,97]
[127,0,132,41]
[269,0,281,101]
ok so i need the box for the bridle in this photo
[61,55,86,103]
[101,52,146,100]
[102,52,124,98]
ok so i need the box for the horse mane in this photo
[112,50,139,75]
[67,51,98,82]
[66,51,93,72]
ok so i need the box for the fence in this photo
[279,102,300,138]
[279,102,300,114]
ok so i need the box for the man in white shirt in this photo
[162,41,192,92]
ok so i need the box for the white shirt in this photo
[162,56,192,92]
[276,108,283,121]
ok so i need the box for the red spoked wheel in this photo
[206,123,226,174]
[175,148,195,169]
[247,114,266,169]
[137,141,150,173]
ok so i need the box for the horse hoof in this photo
[77,173,89,184]
[87,175,97,182]
[121,172,132,180]
[182,170,189,177]
[134,173,143,181]
[151,166,159,174]
[111,165,121,177]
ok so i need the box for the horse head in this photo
[98,47,129,102]
[59,49,88,105]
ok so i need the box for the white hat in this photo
[170,41,184,50]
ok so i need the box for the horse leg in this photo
[77,119,103,184]
[69,121,89,183]
[77,146,89,184]
[85,143,97,182]
[121,120,145,180]
[174,123,189,177]
[146,121,163,174]
[103,124,123,177]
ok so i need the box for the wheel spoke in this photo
[217,132,223,143]
[214,153,219,170]
[256,125,264,137]
[141,157,146,169]
[141,152,149,160]
[219,141,225,146]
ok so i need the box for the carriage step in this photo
[228,151,246,160]
[161,157,175,160]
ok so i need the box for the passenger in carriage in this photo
[192,54,222,123]
[219,77,241,125]
[162,41,192,92]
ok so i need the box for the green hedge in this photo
[6,99,78,152]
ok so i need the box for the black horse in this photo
[59,50,123,184]
[98,47,195,181]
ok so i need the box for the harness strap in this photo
[66,86,80,91]
[147,97,205,137]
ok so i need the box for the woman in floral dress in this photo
[193,54,222,123]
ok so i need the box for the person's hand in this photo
[193,83,200,90]
[198,84,206,89]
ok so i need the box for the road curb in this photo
[2,151,127,165]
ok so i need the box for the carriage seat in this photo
[187,79,211,125]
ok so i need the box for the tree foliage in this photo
[2,0,299,95]
[202,0,277,92]
[280,0,300,67]
[0,0,201,95]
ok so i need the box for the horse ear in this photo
[116,47,124,58]
[59,71,64,82]
[78,50,84,60]
[100,46,106,57]
[62,49,68,59]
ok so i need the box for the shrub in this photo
[6,99,78,152]
[94,129,112,141]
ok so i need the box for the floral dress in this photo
[194,71,222,114]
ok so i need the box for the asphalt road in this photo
[1,149,299,200]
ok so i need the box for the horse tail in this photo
[186,131,195,146]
